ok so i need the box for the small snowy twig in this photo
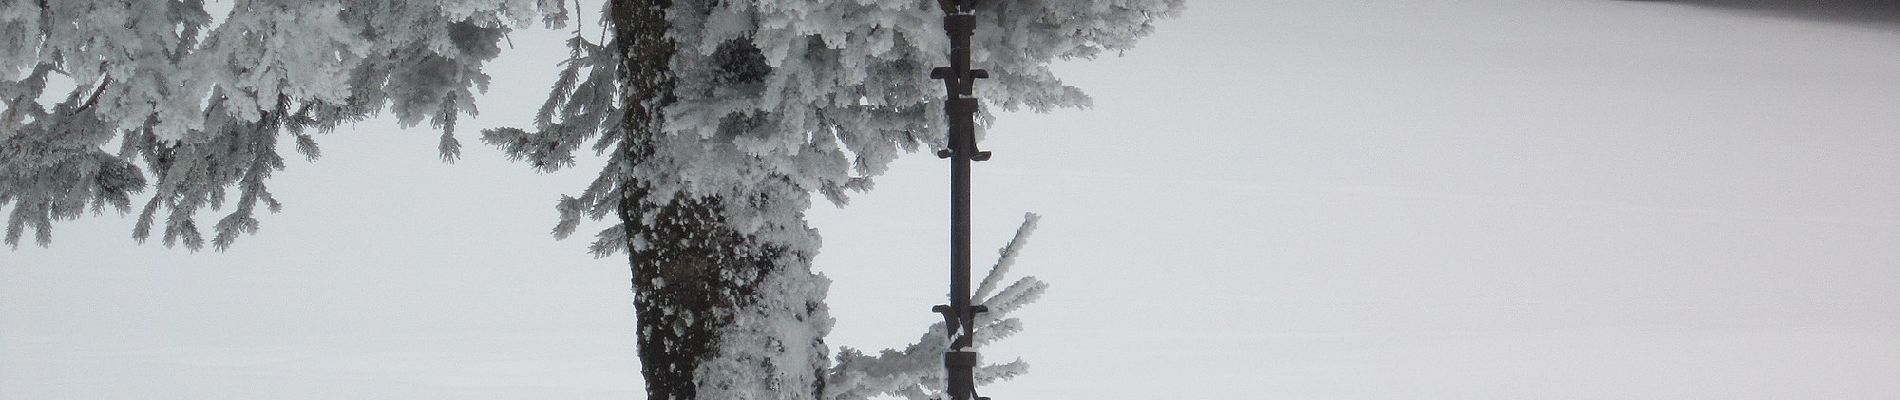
[973,212,1038,301]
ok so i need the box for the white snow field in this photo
[5,0,1898,399]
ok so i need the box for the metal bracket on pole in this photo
[931,6,990,164]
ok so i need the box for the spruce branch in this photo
[825,213,1047,400]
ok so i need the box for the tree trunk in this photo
[612,2,829,399]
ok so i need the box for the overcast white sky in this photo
[5,1,1899,399]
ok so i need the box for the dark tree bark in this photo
[610,2,813,399]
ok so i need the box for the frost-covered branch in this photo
[827,213,1048,400]
[0,0,562,249]
[484,0,1184,261]
[974,212,1038,301]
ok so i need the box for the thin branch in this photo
[71,73,112,115]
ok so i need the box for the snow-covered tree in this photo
[2,1,1181,399]
[2,0,549,249]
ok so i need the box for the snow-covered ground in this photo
[6,1,1899,399]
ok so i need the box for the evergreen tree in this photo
[1,1,1180,399]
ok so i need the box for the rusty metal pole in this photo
[929,1,991,400]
